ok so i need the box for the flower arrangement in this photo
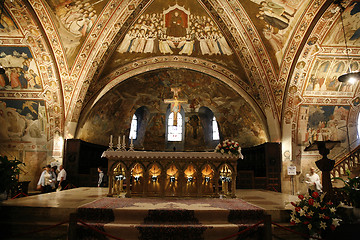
[290,191,341,237]
[214,139,244,158]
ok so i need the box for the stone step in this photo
[76,222,265,240]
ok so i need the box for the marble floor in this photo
[1,187,298,212]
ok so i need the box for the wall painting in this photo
[0,99,47,143]
[0,46,42,90]
[0,8,22,36]
[304,57,360,96]
[297,105,349,150]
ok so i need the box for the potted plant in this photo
[333,170,360,208]
[0,155,25,200]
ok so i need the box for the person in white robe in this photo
[144,31,156,53]
[159,34,173,54]
[197,32,211,55]
[305,167,322,194]
[129,29,141,53]
[117,30,135,53]
[179,35,194,55]
[216,32,233,55]
[135,29,146,53]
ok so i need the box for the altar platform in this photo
[1,187,300,240]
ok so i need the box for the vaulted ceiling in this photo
[1,0,359,150]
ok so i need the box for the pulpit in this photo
[101,151,238,198]
[304,140,340,194]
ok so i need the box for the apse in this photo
[76,68,268,150]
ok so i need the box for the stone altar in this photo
[101,151,238,198]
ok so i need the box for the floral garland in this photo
[214,139,244,158]
[290,191,341,237]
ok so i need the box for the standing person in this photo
[57,165,67,191]
[97,167,104,187]
[305,167,322,194]
[37,165,56,193]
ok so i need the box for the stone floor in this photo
[0,188,303,240]
[1,188,298,212]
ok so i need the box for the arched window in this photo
[199,107,221,150]
[168,112,182,141]
[212,116,220,140]
[129,114,137,140]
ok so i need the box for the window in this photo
[129,114,137,140]
[212,116,220,140]
[168,112,182,141]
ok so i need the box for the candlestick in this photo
[121,135,126,151]
[108,134,114,151]
[129,137,134,151]
[116,136,121,151]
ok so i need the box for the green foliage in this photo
[0,156,25,193]
[333,170,360,208]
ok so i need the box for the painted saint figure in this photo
[167,11,186,37]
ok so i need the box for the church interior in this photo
[1,0,360,239]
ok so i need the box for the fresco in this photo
[0,99,47,143]
[77,69,267,150]
[242,0,308,66]
[0,46,42,90]
[0,8,22,36]
[45,0,107,67]
[297,105,349,146]
[103,0,243,76]
[323,1,360,46]
[304,58,360,95]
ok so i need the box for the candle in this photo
[123,135,125,145]
[118,136,121,145]
[131,137,133,145]
[110,135,113,144]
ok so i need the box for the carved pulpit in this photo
[304,140,340,194]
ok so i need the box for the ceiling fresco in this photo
[101,0,245,78]
[76,69,267,149]
[240,0,310,68]
[44,0,108,68]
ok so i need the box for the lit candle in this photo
[110,135,113,144]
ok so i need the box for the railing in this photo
[331,144,360,178]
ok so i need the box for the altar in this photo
[101,151,238,198]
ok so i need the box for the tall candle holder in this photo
[121,135,126,151]
[108,135,114,151]
[129,137,134,151]
[116,136,121,151]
